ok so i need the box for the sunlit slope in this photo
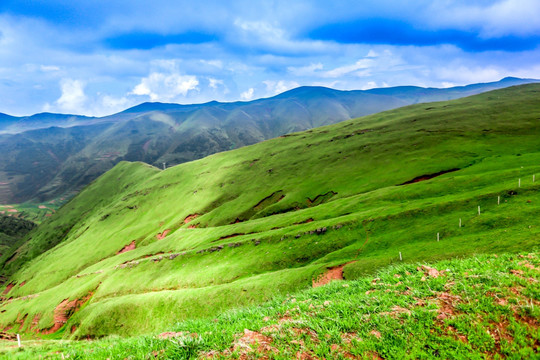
[0,84,539,338]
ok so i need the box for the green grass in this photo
[0,84,539,339]
[1,251,538,359]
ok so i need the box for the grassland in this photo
[1,251,538,359]
[0,84,539,340]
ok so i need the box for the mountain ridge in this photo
[1,77,537,131]
[0,78,537,205]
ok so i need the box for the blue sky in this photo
[0,0,539,116]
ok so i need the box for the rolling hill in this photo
[0,83,539,340]
[0,77,536,205]
[2,251,537,359]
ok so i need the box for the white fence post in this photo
[17,333,21,347]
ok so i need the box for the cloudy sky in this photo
[0,0,539,116]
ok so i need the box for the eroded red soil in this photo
[117,240,136,254]
[156,230,170,240]
[312,262,355,287]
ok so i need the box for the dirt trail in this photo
[313,262,355,287]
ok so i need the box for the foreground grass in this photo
[2,251,538,359]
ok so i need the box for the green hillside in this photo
[0,84,539,339]
[1,251,538,359]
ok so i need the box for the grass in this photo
[1,251,538,359]
[0,84,539,339]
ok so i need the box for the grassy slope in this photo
[0,84,539,338]
[1,251,538,359]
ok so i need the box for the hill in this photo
[0,77,536,204]
[0,84,539,339]
[1,251,538,359]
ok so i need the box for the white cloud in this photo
[240,88,254,101]
[360,81,378,90]
[200,60,223,69]
[287,63,323,77]
[56,78,87,114]
[323,59,375,78]
[366,50,378,58]
[208,77,224,89]
[99,95,132,115]
[232,18,337,55]
[263,80,299,95]
[40,65,60,72]
[234,19,285,39]
[131,72,199,102]
[435,66,502,84]
[426,0,540,37]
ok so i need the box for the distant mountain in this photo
[0,77,537,204]
[0,113,95,135]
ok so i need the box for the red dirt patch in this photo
[296,351,318,360]
[2,283,14,295]
[233,329,275,353]
[418,265,446,278]
[436,292,461,320]
[313,262,355,287]
[158,331,198,339]
[184,214,200,224]
[117,240,136,254]
[156,229,170,240]
[289,327,319,342]
[44,293,93,334]
[19,281,26,287]
[381,305,412,317]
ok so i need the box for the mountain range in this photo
[0,76,536,204]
